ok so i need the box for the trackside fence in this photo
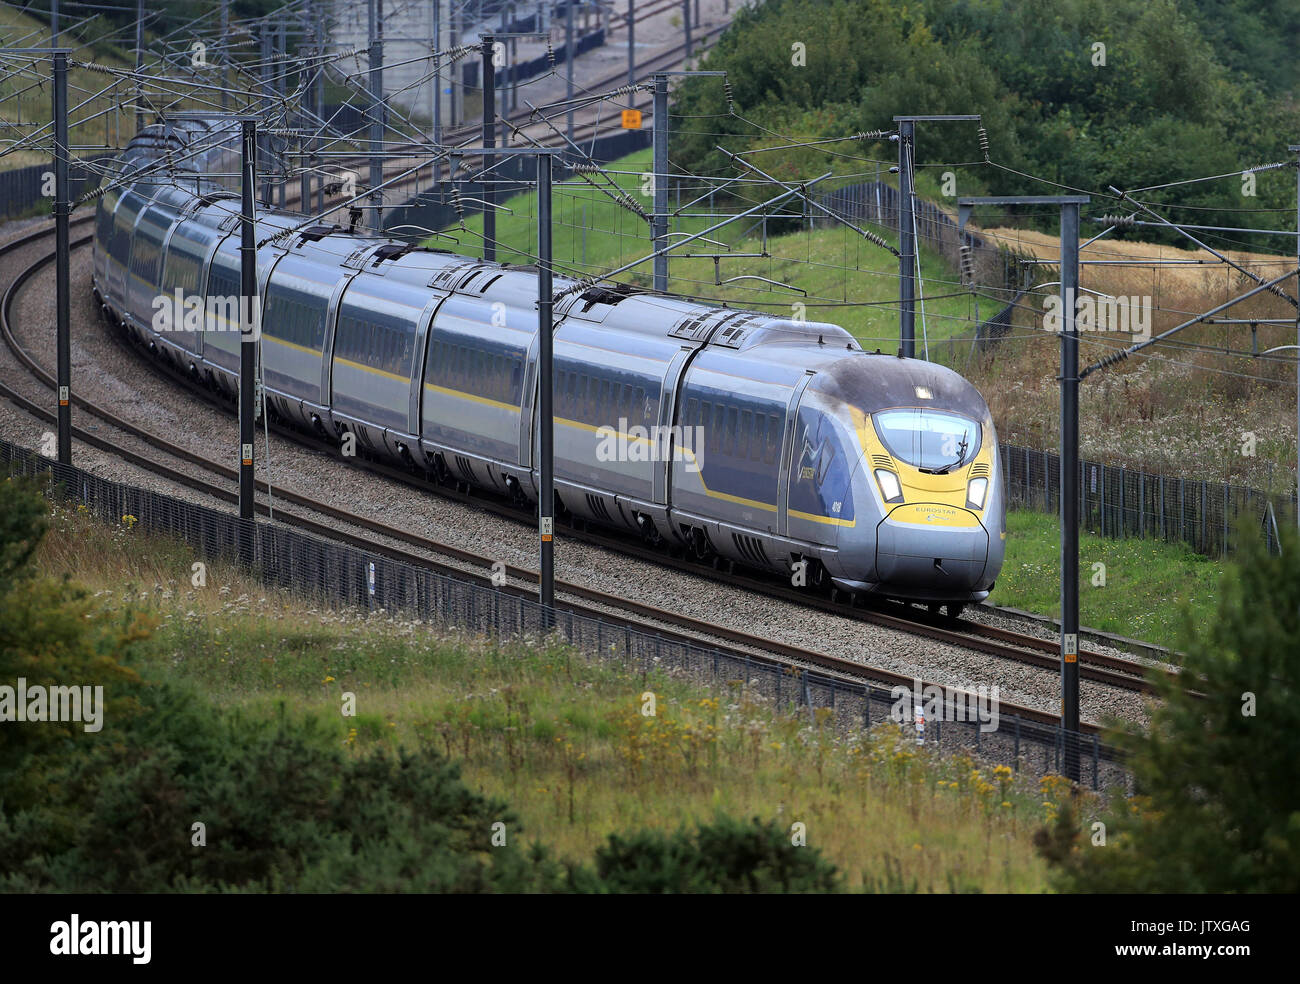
[0,436,1129,789]
[1000,441,1293,557]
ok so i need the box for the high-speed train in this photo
[91,118,1006,614]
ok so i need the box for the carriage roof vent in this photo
[295,224,340,245]
[369,243,422,266]
[578,283,643,313]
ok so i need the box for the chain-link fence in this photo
[1001,440,1293,556]
[0,436,1129,789]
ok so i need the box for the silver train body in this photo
[91,119,1006,604]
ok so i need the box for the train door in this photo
[776,369,818,538]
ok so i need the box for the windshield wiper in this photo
[923,430,969,474]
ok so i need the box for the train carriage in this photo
[91,118,1006,611]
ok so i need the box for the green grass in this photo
[992,509,1225,651]
[0,5,143,172]
[431,147,978,348]
[39,502,1069,893]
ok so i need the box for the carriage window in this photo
[599,379,610,420]
[765,413,782,464]
[725,406,737,456]
[750,412,764,461]
[738,410,752,460]
[710,403,722,454]
[684,398,698,430]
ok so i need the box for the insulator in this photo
[545,40,556,69]
[959,244,975,286]
[857,226,896,255]
[1101,213,1136,229]
[1098,348,1131,370]
[977,127,989,162]
[853,130,888,141]
[449,186,465,220]
[723,79,735,113]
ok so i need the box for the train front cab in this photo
[808,357,1005,603]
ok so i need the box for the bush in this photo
[1036,525,1300,892]
[577,815,843,894]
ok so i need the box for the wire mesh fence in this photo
[1001,440,1293,556]
[0,436,1129,789]
[815,180,1034,298]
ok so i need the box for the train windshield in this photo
[873,408,982,473]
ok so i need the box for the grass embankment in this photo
[0,6,145,172]
[42,503,1071,892]
[988,510,1222,651]
[430,147,978,348]
[964,227,1297,492]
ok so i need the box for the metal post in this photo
[1294,143,1300,527]
[316,3,326,214]
[898,118,915,357]
[627,0,635,86]
[300,4,313,213]
[239,120,258,546]
[54,52,71,465]
[221,0,229,112]
[652,74,668,291]
[368,0,385,231]
[259,28,272,203]
[51,0,59,45]
[565,0,575,143]
[682,0,691,58]
[277,16,288,208]
[1060,199,1081,781]
[449,5,458,129]
[134,0,144,133]
[538,153,555,624]
[432,0,441,146]
[482,35,496,261]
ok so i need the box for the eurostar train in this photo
[91,118,1006,613]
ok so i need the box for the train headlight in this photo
[874,469,904,504]
[966,477,988,510]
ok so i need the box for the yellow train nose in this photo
[875,505,990,593]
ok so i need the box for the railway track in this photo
[308,20,734,222]
[0,218,1145,744]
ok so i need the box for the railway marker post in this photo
[52,51,72,466]
[446,146,560,621]
[238,117,259,563]
[8,46,77,466]
[538,149,557,624]
[960,194,1089,782]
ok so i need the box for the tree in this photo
[1039,525,1300,892]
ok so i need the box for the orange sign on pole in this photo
[621,109,642,129]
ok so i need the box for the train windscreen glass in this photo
[873,409,981,473]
